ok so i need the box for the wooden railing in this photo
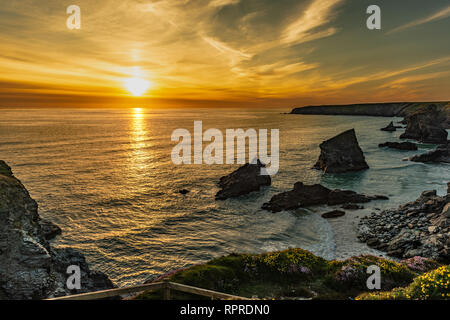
[46,280,248,300]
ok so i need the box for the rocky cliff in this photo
[0,160,114,299]
[290,102,450,128]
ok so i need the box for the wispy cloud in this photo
[0,0,449,107]
[281,0,343,45]
[209,0,240,7]
[202,36,253,65]
[387,5,450,34]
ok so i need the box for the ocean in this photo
[0,107,448,286]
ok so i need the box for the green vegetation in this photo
[134,248,448,300]
[357,265,450,300]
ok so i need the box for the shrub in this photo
[328,255,415,292]
[357,265,450,300]
[244,248,329,280]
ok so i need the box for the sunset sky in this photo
[0,0,449,108]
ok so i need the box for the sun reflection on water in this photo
[129,108,149,171]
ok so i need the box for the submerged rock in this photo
[261,182,388,213]
[400,105,448,144]
[341,204,364,210]
[313,129,369,173]
[215,160,271,200]
[322,210,345,219]
[380,121,397,132]
[0,161,114,299]
[379,142,418,151]
[409,142,450,163]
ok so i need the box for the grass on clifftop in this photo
[134,248,447,300]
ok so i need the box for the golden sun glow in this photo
[124,78,151,96]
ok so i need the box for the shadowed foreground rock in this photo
[262,182,388,213]
[215,160,271,200]
[400,105,448,144]
[313,129,369,173]
[359,188,450,262]
[379,142,418,151]
[39,219,62,240]
[409,142,450,163]
[0,160,114,299]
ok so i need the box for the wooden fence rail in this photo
[46,280,248,300]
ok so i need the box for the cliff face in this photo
[0,160,114,299]
[290,102,450,128]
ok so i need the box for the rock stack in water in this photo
[409,142,450,163]
[261,182,387,213]
[313,129,369,173]
[215,160,271,200]
[400,104,448,144]
[0,160,114,299]
[380,121,397,132]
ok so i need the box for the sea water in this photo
[0,107,448,286]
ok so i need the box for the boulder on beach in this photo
[379,142,418,151]
[313,129,369,173]
[261,182,388,213]
[409,142,450,163]
[322,210,345,219]
[380,121,397,132]
[399,105,448,144]
[215,160,271,200]
[0,160,114,299]
[358,189,450,262]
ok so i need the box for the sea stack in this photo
[380,121,396,132]
[313,129,369,173]
[215,160,271,200]
[0,160,114,299]
[400,104,448,144]
[409,142,450,163]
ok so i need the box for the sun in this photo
[124,77,151,96]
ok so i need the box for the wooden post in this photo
[163,279,171,300]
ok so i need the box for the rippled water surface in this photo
[0,108,448,286]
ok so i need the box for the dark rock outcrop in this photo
[379,142,418,151]
[341,204,364,210]
[215,160,271,200]
[313,129,369,173]
[322,210,345,219]
[178,189,190,195]
[358,189,450,262]
[290,102,450,129]
[261,182,388,213]
[290,103,409,117]
[399,105,448,144]
[0,160,114,299]
[409,142,450,163]
[39,219,62,240]
[380,121,397,132]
